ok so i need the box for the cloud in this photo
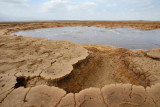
[0,0,160,21]
[1,0,29,7]
[43,0,97,12]
[106,3,117,8]
[1,0,29,4]
[41,0,98,20]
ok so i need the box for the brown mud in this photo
[0,21,160,107]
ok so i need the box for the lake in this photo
[12,26,160,49]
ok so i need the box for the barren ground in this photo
[0,21,160,107]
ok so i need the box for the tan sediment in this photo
[114,48,160,87]
[146,48,160,59]
[57,93,75,107]
[0,21,160,107]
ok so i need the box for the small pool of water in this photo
[12,26,160,49]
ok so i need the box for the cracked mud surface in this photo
[0,21,160,107]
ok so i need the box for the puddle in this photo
[12,26,160,49]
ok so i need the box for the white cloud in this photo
[130,0,155,12]
[0,0,159,21]
[1,0,29,4]
[42,0,97,20]
[106,3,117,8]
[43,0,97,12]
[1,0,29,7]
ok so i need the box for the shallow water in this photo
[12,26,160,49]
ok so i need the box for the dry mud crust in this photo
[0,35,88,78]
[56,46,126,93]
[0,21,160,107]
[146,48,160,59]
[0,35,88,104]
[1,37,160,106]
[0,84,160,107]
[114,48,160,87]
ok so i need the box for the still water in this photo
[12,26,160,49]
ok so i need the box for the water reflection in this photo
[12,26,160,49]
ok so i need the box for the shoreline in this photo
[1,21,160,35]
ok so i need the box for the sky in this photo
[0,0,160,21]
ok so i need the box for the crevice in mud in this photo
[73,94,76,107]
[0,88,14,103]
[100,88,108,107]
[114,51,152,88]
[151,97,158,107]
[13,53,100,91]
[56,52,123,93]
[56,53,102,93]
[129,85,133,98]
[14,77,28,88]
[13,52,124,93]
[24,87,32,103]
[14,76,57,89]
[55,94,67,107]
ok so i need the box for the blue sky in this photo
[0,0,160,21]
